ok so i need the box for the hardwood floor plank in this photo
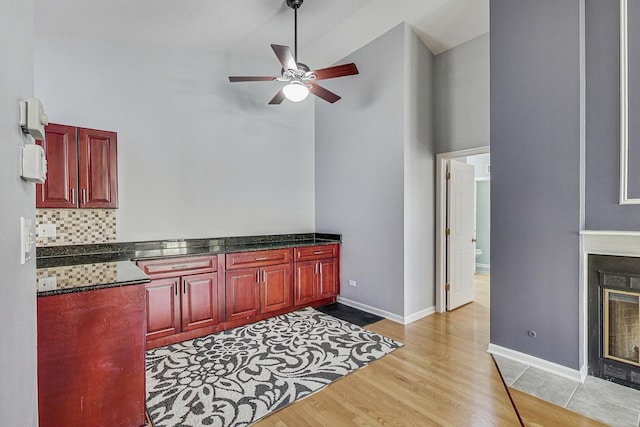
[508,388,608,427]
[254,298,522,426]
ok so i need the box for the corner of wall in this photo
[403,25,437,316]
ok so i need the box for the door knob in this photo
[471,238,477,243]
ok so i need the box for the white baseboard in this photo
[404,306,436,324]
[337,296,435,325]
[488,343,586,383]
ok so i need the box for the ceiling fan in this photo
[228,0,359,104]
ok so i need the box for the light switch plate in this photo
[20,217,33,264]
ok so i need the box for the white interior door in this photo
[446,159,476,310]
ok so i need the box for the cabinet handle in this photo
[320,263,323,275]
[81,188,87,205]
[256,270,260,283]
[183,281,186,294]
[255,257,268,261]
[71,188,75,205]
[174,283,178,296]
[262,270,266,282]
[170,264,192,270]
[315,263,318,274]
[314,251,323,255]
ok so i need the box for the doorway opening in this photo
[435,146,490,313]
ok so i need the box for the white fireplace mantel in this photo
[581,230,640,256]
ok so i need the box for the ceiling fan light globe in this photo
[283,82,309,102]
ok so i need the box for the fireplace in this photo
[588,254,640,389]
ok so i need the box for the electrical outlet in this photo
[348,280,357,287]
[38,276,57,291]
[37,223,56,238]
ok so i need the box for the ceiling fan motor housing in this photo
[286,0,303,9]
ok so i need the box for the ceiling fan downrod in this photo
[286,0,303,62]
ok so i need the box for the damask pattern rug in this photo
[146,307,402,427]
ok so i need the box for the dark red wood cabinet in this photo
[37,284,147,427]
[145,277,181,340]
[137,255,225,348]
[36,123,118,209]
[294,244,340,306]
[225,248,293,322]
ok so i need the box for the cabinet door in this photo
[294,260,317,306]
[78,128,118,208]
[260,263,292,314]
[225,268,260,321]
[181,272,218,332]
[318,258,338,299]
[36,124,78,208]
[145,278,181,340]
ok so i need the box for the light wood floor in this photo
[255,274,605,427]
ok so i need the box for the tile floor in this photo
[494,355,640,427]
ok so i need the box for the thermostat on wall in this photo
[22,144,47,183]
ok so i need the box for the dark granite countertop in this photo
[36,233,341,296]
[36,260,151,297]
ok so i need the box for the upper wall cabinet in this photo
[36,123,118,209]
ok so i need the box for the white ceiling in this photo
[35,0,488,66]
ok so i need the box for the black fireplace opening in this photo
[588,255,640,390]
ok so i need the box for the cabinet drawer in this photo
[226,248,292,270]
[294,244,339,262]
[137,256,217,278]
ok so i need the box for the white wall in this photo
[466,152,491,180]
[35,36,315,241]
[0,1,39,424]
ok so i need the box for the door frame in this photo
[435,146,490,313]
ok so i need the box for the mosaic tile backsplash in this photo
[37,263,118,291]
[36,209,116,246]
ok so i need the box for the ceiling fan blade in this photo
[229,76,277,82]
[309,82,341,103]
[268,89,286,105]
[271,44,298,71]
[312,63,359,81]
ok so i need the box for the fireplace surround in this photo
[588,254,640,389]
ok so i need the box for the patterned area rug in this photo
[146,307,402,427]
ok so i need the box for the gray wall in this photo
[35,36,315,241]
[0,1,39,424]
[315,24,406,315]
[490,0,583,369]
[435,33,489,154]
[315,23,435,318]
[476,180,490,267]
[585,0,640,229]
[403,26,436,316]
